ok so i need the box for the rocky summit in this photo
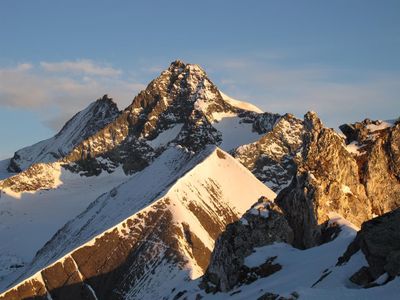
[0,61,399,300]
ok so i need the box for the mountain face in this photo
[274,113,400,249]
[0,147,275,300]
[234,113,303,192]
[339,119,400,215]
[0,60,399,300]
[56,60,276,176]
[7,95,120,173]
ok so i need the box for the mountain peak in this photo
[168,59,187,69]
[95,94,117,106]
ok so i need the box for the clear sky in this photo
[0,0,399,159]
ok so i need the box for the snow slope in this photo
[0,165,129,286]
[0,146,275,299]
[176,215,400,300]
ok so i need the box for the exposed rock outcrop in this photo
[338,207,400,287]
[276,112,371,248]
[201,198,292,292]
[234,113,303,192]
[340,118,400,215]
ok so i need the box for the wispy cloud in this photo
[0,61,145,130]
[210,57,400,127]
[40,59,122,76]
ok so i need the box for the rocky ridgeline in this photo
[273,113,399,249]
[202,112,400,294]
[8,95,120,173]
[276,112,372,248]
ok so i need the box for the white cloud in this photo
[211,58,400,127]
[40,59,122,76]
[0,61,145,130]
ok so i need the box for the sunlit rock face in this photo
[340,118,400,215]
[7,60,283,178]
[275,112,371,248]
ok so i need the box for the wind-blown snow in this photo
[220,92,263,113]
[366,120,396,132]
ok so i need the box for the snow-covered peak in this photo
[8,95,120,172]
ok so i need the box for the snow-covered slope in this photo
[0,146,275,299]
[172,215,400,300]
[8,95,120,172]
[0,164,129,286]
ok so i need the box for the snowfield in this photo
[0,166,130,287]
[173,215,400,300]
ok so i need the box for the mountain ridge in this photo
[0,60,399,299]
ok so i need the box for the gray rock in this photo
[201,198,293,292]
[338,208,400,286]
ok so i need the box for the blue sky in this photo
[0,0,399,159]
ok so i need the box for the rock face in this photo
[338,208,400,286]
[50,60,273,175]
[8,95,120,172]
[340,118,400,215]
[202,198,292,292]
[276,112,372,248]
[234,113,303,192]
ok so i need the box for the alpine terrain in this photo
[0,61,399,300]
